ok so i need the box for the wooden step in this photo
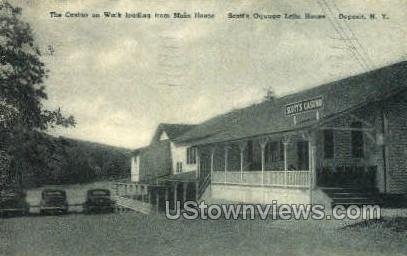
[331,201,382,207]
[332,197,379,204]
[330,192,377,198]
[322,187,382,207]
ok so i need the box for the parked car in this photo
[0,188,29,217]
[84,189,115,214]
[39,189,68,215]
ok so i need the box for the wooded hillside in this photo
[4,132,132,188]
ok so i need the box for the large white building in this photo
[129,61,407,207]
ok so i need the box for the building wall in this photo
[383,92,407,194]
[314,103,385,191]
[314,92,407,194]
[210,184,310,205]
[130,155,140,182]
[131,140,198,182]
[170,142,197,175]
[138,140,172,182]
[204,95,407,195]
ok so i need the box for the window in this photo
[266,142,279,162]
[247,141,253,164]
[351,122,364,158]
[324,129,334,159]
[297,141,309,170]
[186,147,197,164]
[272,143,279,162]
[176,162,183,173]
[279,141,285,161]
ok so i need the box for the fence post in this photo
[183,183,188,202]
[165,187,169,209]
[173,183,178,211]
[141,185,145,202]
[135,184,139,199]
[147,186,151,204]
[195,182,199,201]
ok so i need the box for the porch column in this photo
[307,132,317,204]
[382,109,389,193]
[283,142,288,171]
[259,138,268,186]
[210,147,215,180]
[196,147,200,179]
[224,146,229,184]
[239,142,247,183]
[282,136,290,187]
[155,188,160,212]
[284,141,288,186]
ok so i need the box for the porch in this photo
[197,125,379,191]
[197,132,315,190]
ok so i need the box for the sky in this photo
[8,0,407,149]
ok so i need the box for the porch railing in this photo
[212,170,310,188]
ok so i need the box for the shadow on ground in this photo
[341,217,407,232]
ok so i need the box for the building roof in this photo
[175,61,407,146]
[151,123,196,143]
[156,171,197,183]
[132,123,196,154]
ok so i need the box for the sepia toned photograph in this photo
[0,0,406,255]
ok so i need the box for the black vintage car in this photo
[39,189,68,215]
[0,188,30,217]
[84,189,115,214]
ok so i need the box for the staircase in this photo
[322,187,383,207]
[196,173,211,201]
[114,195,152,214]
[113,174,211,214]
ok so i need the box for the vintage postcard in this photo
[1,0,406,255]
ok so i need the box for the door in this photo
[297,141,309,170]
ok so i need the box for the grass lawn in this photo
[1,212,406,256]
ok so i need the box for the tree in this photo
[0,2,75,187]
[0,1,74,129]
